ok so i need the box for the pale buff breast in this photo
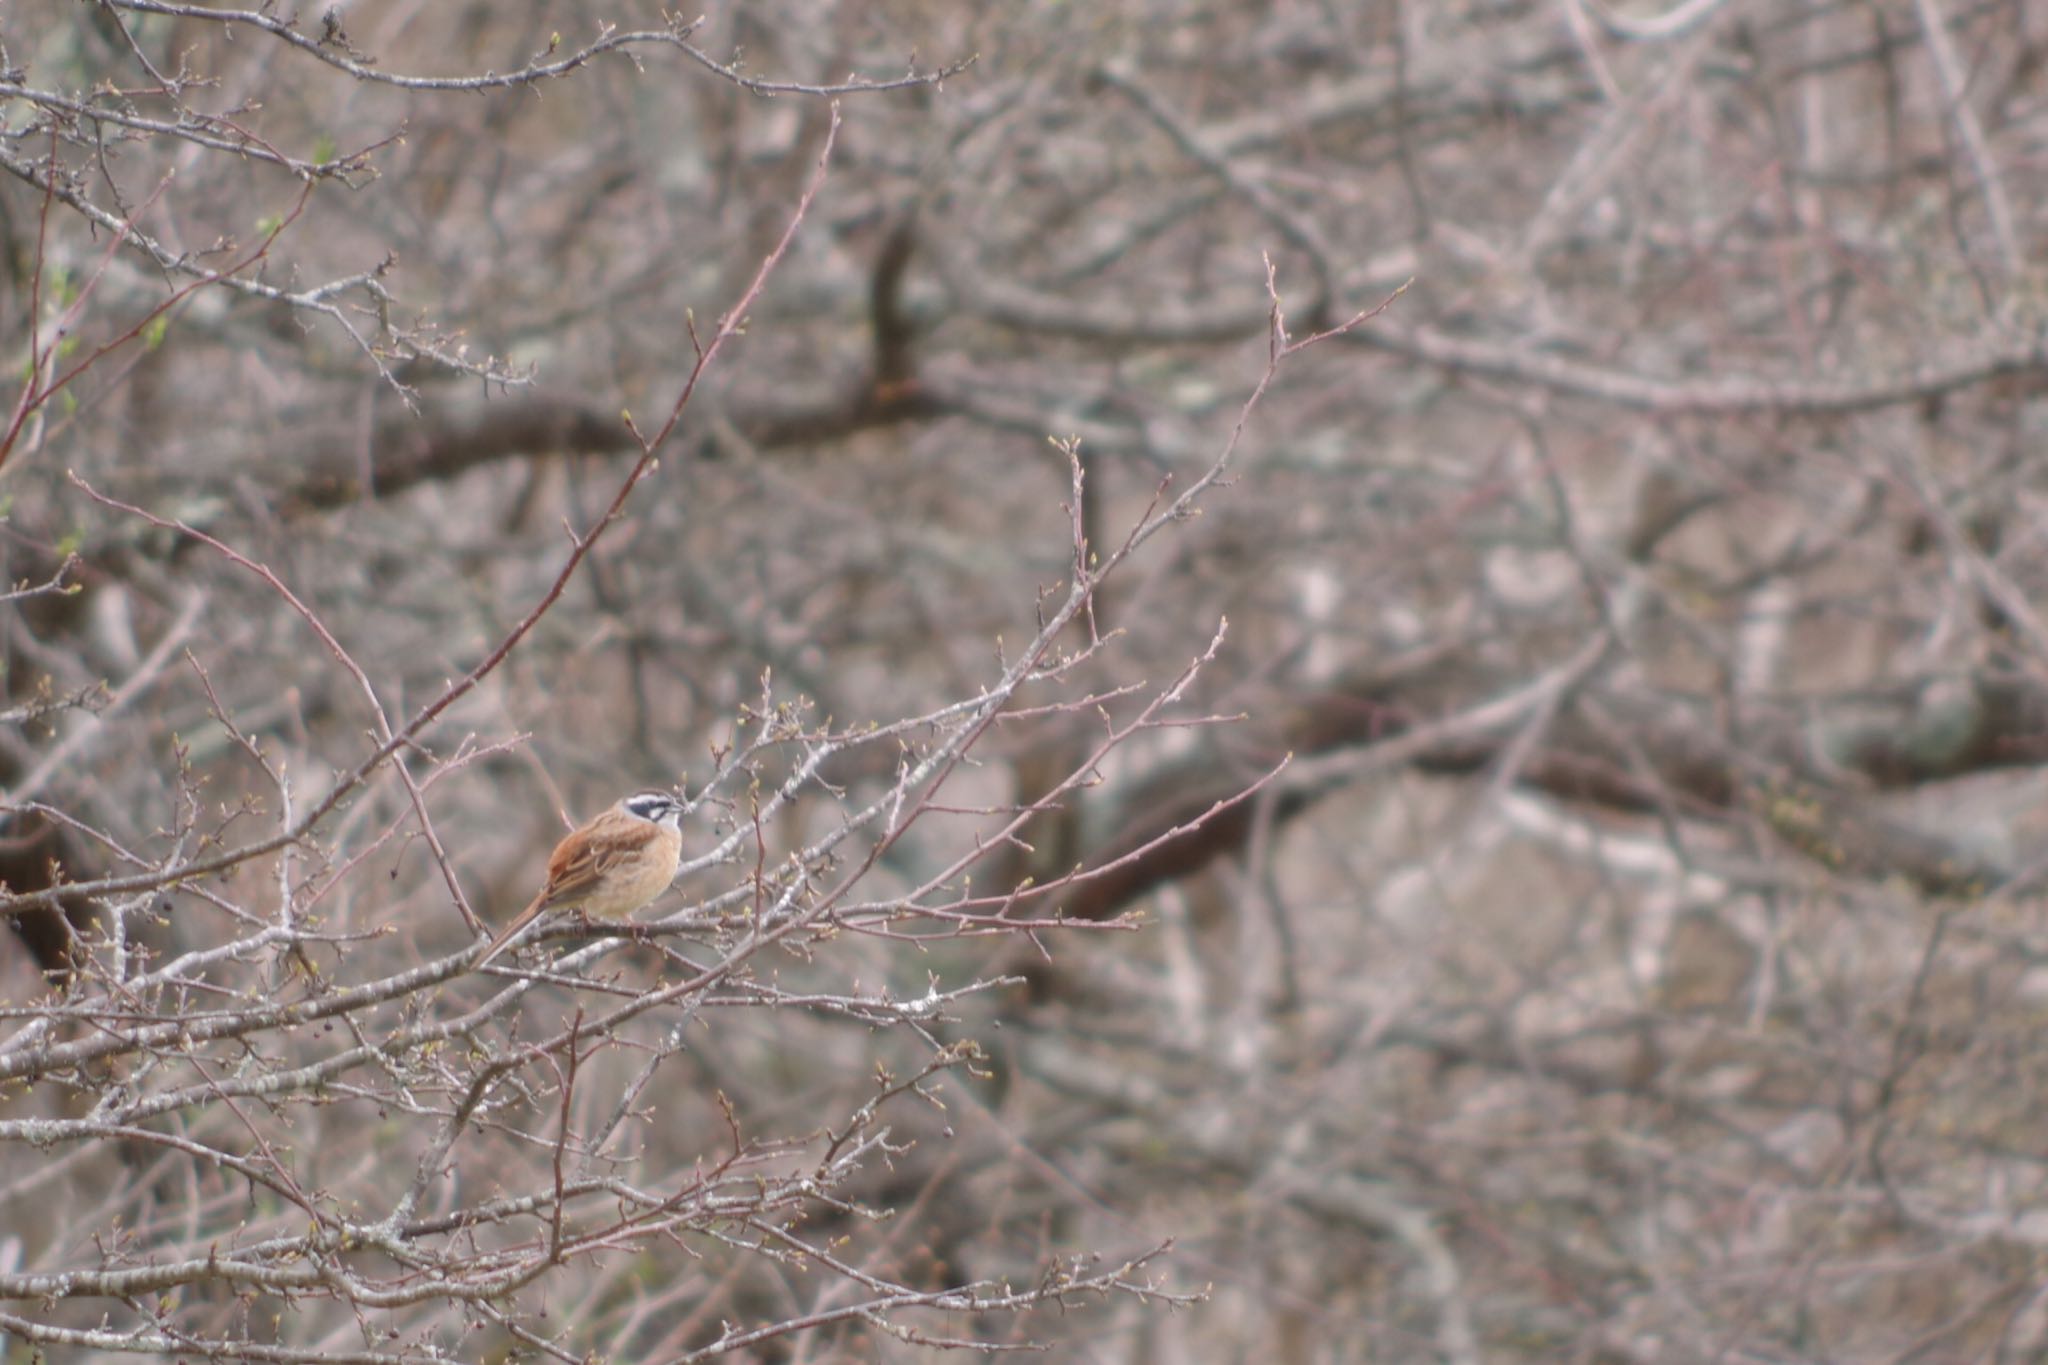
[577,825,683,920]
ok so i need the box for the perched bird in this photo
[475,790,686,967]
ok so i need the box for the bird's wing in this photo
[537,827,651,911]
[535,840,607,911]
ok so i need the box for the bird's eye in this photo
[626,792,680,821]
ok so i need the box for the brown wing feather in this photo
[535,838,607,911]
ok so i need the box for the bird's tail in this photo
[475,892,549,968]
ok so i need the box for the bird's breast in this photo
[581,827,683,919]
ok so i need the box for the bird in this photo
[475,790,686,968]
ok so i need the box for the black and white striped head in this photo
[621,791,685,830]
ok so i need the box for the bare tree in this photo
[0,3,1234,1358]
[11,0,2048,1360]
